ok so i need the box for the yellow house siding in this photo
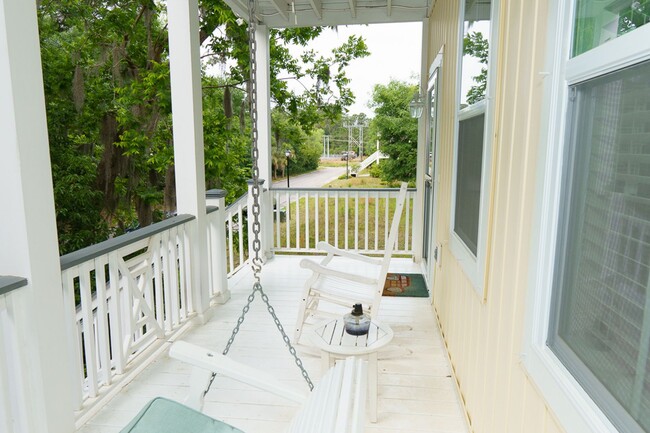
[426,0,564,432]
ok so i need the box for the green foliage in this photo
[369,80,418,183]
[203,14,369,131]
[463,31,488,105]
[39,0,369,254]
[368,162,382,178]
[272,109,322,176]
[202,76,250,202]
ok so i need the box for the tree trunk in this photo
[164,163,176,214]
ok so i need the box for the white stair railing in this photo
[358,150,388,172]
[270,187,415,255]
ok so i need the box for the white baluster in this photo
[161,229,173,332]
[275,191,280,249]
[305,191,310,250]
[335,192,339,248]
[238,204,244,267]
[404,193,411,252]
[373,192,379,252]
[295,192,301,250]
[285,191,291,249]
[344,192,349,250]
[79,262,98,397]
[93,257,112,387]
[315,191,319,248]
[325,193,330,245]
[364,192,369,252]
[177,224,189,319]
[107,252,126,375]
[354,191,359,251]
[227,213,235,274]
[169,226,181,327]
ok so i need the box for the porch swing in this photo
[119,0,367,431]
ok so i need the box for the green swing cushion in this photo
[121,397,246,433]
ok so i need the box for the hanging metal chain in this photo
[209,0,314,394]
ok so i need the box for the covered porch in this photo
[0,0,450,431]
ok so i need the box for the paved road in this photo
[272,166,346,189]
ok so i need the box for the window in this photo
[573,0,650,57]
[550,60,650,432]
[450,0,498,294]
[524,1,650,432]
[455,107,485,256]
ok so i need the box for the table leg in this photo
[369,352,378,422]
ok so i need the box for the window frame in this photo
[449,0,500,297]
[522,0,650,431]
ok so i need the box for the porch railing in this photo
[0,276,29,433]
[224,193,249,276]
[49,185,413,421]
[270,187,415,255]
[59,214,198,411]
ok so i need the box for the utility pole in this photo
[323,135,330,157]
[343,119,368,159]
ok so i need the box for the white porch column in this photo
[255,25,274,259]
[167,0,211,316]
[412,19,429,262]
[0,1,75,432]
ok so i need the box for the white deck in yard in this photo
[77,256,469,433]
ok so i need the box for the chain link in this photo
[207,0,314,395]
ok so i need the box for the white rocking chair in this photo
[293,182,408,343]
[119,341,367,433]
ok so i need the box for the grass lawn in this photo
[319,158,357,168]
[324,175,387,189]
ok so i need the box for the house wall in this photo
[426,0,565,432]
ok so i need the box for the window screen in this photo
[549,59,650,432]
[454,112,485,256]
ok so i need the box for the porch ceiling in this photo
[225,0,432,28]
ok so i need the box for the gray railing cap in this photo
[60,214,195,270]
[206,189,227,199]
[246,179,266,185]
[0,275,28,296]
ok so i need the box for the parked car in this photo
[341,151,356,160]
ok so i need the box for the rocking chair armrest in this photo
[300,259,378,285]
[315,241,382,266]
[170,341,308,404]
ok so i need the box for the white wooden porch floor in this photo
[77,256,469,433]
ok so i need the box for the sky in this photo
[287,22,423,117]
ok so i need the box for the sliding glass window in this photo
[548,2,650,430]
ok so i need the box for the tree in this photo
[201,16,370,131]
[463,31,488,105]
[271,109,323,175]
[38,0,370,253]
[369,80,418,183]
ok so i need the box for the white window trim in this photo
[449,0,500,298]
[522,0,650,432]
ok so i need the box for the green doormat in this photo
[382,273,429,297]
